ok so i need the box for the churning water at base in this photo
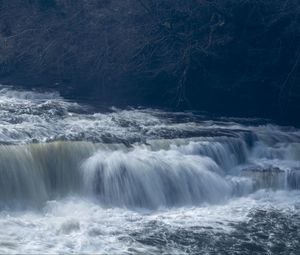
[0,85,300,254]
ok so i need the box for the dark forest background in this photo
[0,0,300,124]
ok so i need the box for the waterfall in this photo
[0,136,298,209]
[0,85,300,210]
[1,86,300,253]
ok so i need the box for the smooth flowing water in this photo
[0,85,300,254]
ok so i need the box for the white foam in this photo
[0,190,299,254]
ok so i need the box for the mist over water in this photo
[0,85,300,254]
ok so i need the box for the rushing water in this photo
[0,85,300,254]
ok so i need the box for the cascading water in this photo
[0,85,300,254]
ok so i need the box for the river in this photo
[0,85,299,254]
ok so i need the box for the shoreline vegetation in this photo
[0,0,299,125]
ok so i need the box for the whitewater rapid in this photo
[0,85,300,254]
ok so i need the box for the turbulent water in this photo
[0,85,300,254]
